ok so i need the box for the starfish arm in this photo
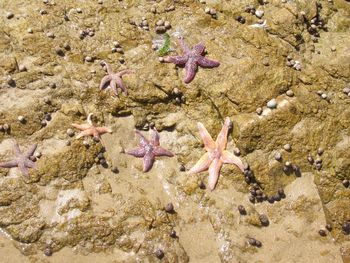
[197,122,216,151]
[178,37,190,53]
[102,61,113,75]
[188,152,211,174]
[76,129,93,139]
[0,160,18,168]
[115,77,128,96]
[184,59,198,84]
[12,140,22,157]
[96,127,112,135]
[193,43,205,55]
[164,55,188,65]
[18,161,29,177]
[135,130,149,147]
[150,128,160,146]
[110,78,119,96]
[71,123,91,131]
[24,159,36,169]
[153,146,174,157]
[25,144,37,158]
[117,69,133,77]
[197,57,220,68]
[208,158,223,191]
[220,150,245,172]
[99,75,112,90]
[126,147,146,157]
[143,152,155,172]
[216,117,230,152]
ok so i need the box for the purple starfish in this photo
[126,128,174,172]
[0,140,37,177]
[164,37,220,84]
[99,61,133,96]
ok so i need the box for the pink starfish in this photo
[126,128,174,172]
[71,113,112,140]
[188,117,245,190]
[99,61,133,96]
[0,139,37,177]
[164,37,220,84]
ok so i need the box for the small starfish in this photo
[0,139,37,177]
[164,37,220,84]
[71,113,112,140]
[99,61,133,96]
[188,117,245,191]
[126,128,174,172]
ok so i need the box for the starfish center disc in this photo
[210,149,221,159]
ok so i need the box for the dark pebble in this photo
[325,224,332,232]
[256,196,263,202]
[277,187,285,196]
[342,222,350,234]
[248,238,256,246]
[244,169,252,177]
[249,196,255,203]
[259,214,269,226]
[170,230,177,238]
[250,189,257,196]
[55,47,64,56]
[155,249,164,259]
[342,179,349,188]
[111,166,119,173]
[93,136,100,142]
[255,240,262,247]
[292,164,301,177]
[319,229,326,236]
[99,158,106,165]
[165,203,174,213]
[97,153,104,159]
[238,205,246,215]
[179,164,186,172]
[317,148,324,155]
[315,163,322,170]
[267,196,275,204]
[307,155,314,164]
[199,181,206,189]
[244,176,251,184]
[273,194,281,202]
[44,113,52,121]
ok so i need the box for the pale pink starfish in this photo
[126,128,174,172]
[99,61,133,96]
[188,117,245,190]
[164,37,220,84]
[71,113,112,140]
[0,139,37,177]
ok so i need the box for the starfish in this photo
[99,61,133,96]
[71,113,112,140]
[164,37,220,84]
[188,117,245,191]
[126,128,174,172]
[0,139,37,177]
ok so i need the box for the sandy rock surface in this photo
[0,0,349,262]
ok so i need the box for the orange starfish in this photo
[71,113,112,140]
[188,117,244,190]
